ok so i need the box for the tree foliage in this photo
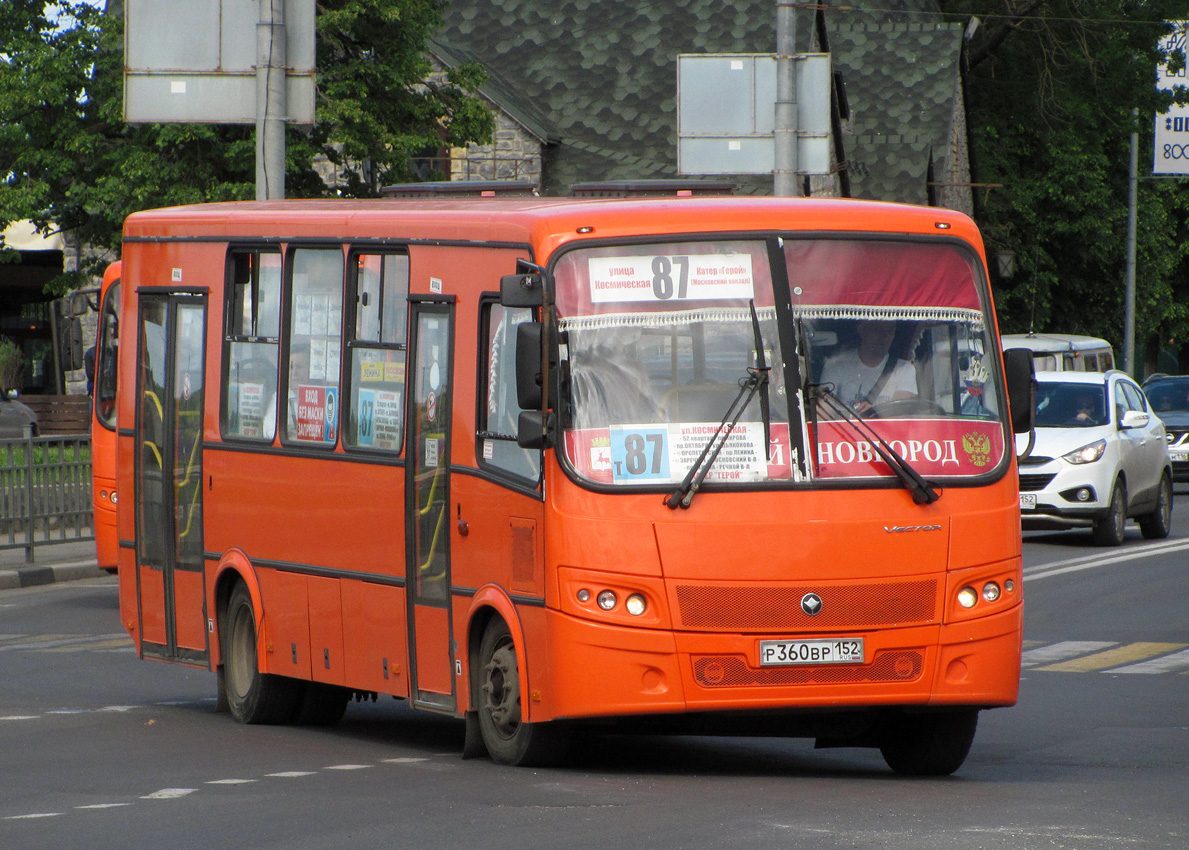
[0,0,493,291]
[943,1,1189,370]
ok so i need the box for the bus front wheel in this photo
[879,708,978,776]
[477,618,571,766]
[222,583,300,724]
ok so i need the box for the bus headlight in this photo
[625,594,647,616]
[982,582,1001,602]
[957,587,978,609]
[597,590,618,611]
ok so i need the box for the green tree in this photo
[0,0,493,292]
[943,2,1189,371]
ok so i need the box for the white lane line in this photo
[267,771,316,778]
[1111,647,1189,674]
[4,812,64,820]
[1022,641,1117,668]
[1024,538,1189,582]
[0,715,39,721]
[325,764,372,770]
[76,804,130,810]
[207,779,258,785]
[382,758,429,764]
[140,788,197,800]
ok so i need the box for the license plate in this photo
[1171,451,1188,463]
[759,638,864,666]
[1019,493,1037,510]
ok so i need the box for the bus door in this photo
[405,299,456,712]
[134,292,209,665]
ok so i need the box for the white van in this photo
[1001,333,1115,373]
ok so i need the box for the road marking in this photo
[267,771,316,777]
[207,779,258,785]
[1110,646,1189,674]
[1023,538,1189,581]
[4,812,64,820]
[326,764,372,770]
[1035,642,1187,672]
[1022,641,1116,667]
[75,804,129,810]
[141,788,197,800]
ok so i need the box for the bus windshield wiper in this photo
[665,302,771,510]
[812,385,940,505]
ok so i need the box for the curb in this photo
[0,560,106,591]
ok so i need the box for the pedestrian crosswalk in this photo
[2,633,1187,674]
[1022,640,1189,674]
[0,634,132,653]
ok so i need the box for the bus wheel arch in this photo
[214,555,300,724]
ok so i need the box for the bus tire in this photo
[1092,481,1127,547]
[879,709,978,776]
[1138,473,1173,540]
[477,618,571,766]
[222,583,300,725]
[293,682,350,726]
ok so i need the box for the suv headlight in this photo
[1062,439,1107,465]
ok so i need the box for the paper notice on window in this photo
[588,254,755,303]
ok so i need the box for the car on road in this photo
[1017,370,1172,545]
[1140,373,1189,483]
[0,390,38,439]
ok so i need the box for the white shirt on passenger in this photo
[820,349,917,408]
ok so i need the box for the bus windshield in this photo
[553,237,1005,488]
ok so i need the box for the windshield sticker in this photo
[812,420,1004,478]
[567,423,793,485]
[588,254,755,304]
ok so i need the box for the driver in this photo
[820,319,917,414]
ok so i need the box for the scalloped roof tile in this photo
[435,1,963,202]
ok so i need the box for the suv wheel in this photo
[1092,480,1127,546]
[1138,473,1173,540]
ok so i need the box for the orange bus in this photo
[115,189,1034,775]
[91,260,121,572]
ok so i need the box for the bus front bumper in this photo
[534,603,1022,723]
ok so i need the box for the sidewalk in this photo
[0,539,105,590]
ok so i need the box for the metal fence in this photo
[0,434,93,562]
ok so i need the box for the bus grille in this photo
[675,580,937,630]
[692,651,924,687]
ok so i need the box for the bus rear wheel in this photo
[879,709,978,776]
[477,618,571,766]
[222,583,300,724]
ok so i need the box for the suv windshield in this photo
[552,237,1006,488]
[1035,382,1107,428]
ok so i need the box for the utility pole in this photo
[256,0,288,200]
[1124,108,1138,376]
[774,1,799,196]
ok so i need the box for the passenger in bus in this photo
[819,320,917,414]
[263,341,310,440]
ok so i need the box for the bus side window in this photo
[223,249,281,441]
[344,252,408,452]
[479,300,540,483]
[283,248,345,446]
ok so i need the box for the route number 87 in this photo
[652,256,690,300]
[610,428,670,481]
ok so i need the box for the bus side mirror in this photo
[516,322,544,410]
[500,274,545,308]
[517,410,554,449]
[1003,348,1035,434]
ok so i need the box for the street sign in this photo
[124,0,316,124]
[1153,21,1187,175]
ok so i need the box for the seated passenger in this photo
[820,320,917,415]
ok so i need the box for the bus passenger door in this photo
[405,300,456,712]
[134,293,209,665]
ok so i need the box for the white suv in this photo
[1017,370,1173,545]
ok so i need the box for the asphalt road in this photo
[1,505,1186,850]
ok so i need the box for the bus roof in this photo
[1000,333,1112,354]
[122,196,985,260]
